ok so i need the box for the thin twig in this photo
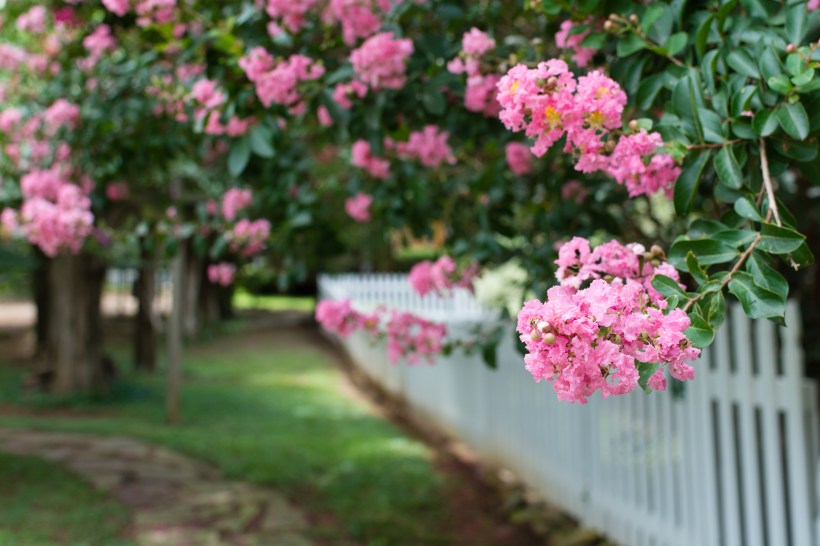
[759,138,782,227]
[686,139,744,150]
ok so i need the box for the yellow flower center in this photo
[544,106,561,128]
[596,87,609,98]
[587,110,606,129]
[510,81,520,94]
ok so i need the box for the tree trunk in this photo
[166,242,185,424]
[44,254,107,395]
[134,240,158,372]
[32,253,50,358]
[182,248,201,339]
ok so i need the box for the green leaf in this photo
[730,86,757,117]
[733,196,762,221]
[637,362,661,393]
[790,242,815,266]
[746,250,788,299]
[776,103,810,140]
[697,108,727,143]
[753,109,779,136]
[727,49,760,79]
[481,343,498,369]
[685,314,715,348]
[768,74,793,96]
[791,68,815,87]
[617,33,648,57]
[663,32,688,57]
[786,2,807,46]
[728,271,786,320]
[669,238,739,269]
[703,290,727,330]
[714,146,744,189]
[759,47,783,81]
[787,53,808,77]
[642,5,666,30]
[674,151,711,215]
[686,251,709,285]
[651,274,690,300]
[421,89,446,115]
[249,125,275,158]
[580,32,606,49]
[228,137,251,177]
[695,14,715,57]
[758,223,806,254]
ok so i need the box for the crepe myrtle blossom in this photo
[315,300,448,364]
[345,193,373,222]
[447,28,500,116]
[16,6,48,34]
[239,50,325,113]
[555,20,596,68]
[350,140,390,179]
[207,262,236,286]
[332,81,368,109]
[350,32,414,90]
[227,219,270,257]
[189,79,227,110]
[505,142,533,175]
[3,169,94,257]
[221,188,253,221]
[516,237,698,403]
[408,256,479,296]
[390,126,456,168]
[102,0,130,16]
[326,0,395,45]
[264,0,318,34]
[105,181,129,201]
[496,60,680,197]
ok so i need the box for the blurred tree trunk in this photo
[32,252,50,358]
[42,254,108,394]
[133,238,157,371]
[182,248,201,339]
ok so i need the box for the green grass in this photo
[232,290,315,312]
[0,325,448,546]
[0,453,133,546]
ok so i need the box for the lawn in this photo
[0,453,133,546]
[232,290,316,312]
[0,320,451,546]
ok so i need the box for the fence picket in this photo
[318,274,820,546]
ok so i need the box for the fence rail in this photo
[319,273,820,546]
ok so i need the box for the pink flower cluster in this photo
[408,256,478,296]
[264,0,317,33]
[516,237,698,403]
[351,140,390,179]
[345,193,373,222]
[332,81,368,109]
[16,6,48,34]
[239,48,325,114]
[447,28,500,116]
[1,168,93,257]
[496,60,680,197]
[555,20,596,68]
[79,25,117,71]
[105,181,129,201]
[810,0,820,10]
[350,32,414,90]
[208,262,236,286]
[389,126,456,168]
[227,219,271,257]
[325,0,394,45]
[316,299,447,364]
[505,142,533,176]
[221,188,253,221]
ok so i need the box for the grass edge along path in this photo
[0,322,454,546]
[0,452,133,546]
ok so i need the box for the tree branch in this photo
[759,138,782,227]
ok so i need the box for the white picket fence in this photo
[318,273,820,546]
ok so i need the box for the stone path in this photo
[0,428,316,546]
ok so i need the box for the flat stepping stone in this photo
[0,428,316,546]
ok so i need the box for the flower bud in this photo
[603,20,616,32]
[650,258,661,267]
[787,44,797,53]
[650,244,665,258]
[530,330,542,341]
[628,120,639,132]
[543,332,557,345]
[537,320,552,333]
[629,14,639,24]
[604,140,616,153]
